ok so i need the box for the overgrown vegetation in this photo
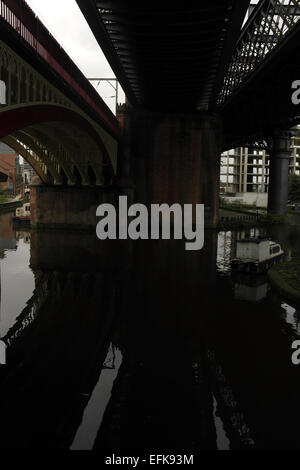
[23,193,30,203]
[220,199,263,213]
[217,212,284,230]
[0,190,9,203]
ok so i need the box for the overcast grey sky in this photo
[25,0,125,113]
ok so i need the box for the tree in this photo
[288,174,300,202]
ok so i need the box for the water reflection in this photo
[0,213,300,449]
[0,215,34,337]
[233,273,269,303]
[71,345,123,451]
[214,224,300,449]
[0,213,17,252]
[217,231,233,274]
[280,302,300,341]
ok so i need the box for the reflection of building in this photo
[0,213,17,251]
[0,142,24,196]
[16,231,31,244]
[220,131,300,206]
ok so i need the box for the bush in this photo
[220,199,258,212]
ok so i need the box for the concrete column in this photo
[261,151,266,193]
[243,147,248,193]
[239,148,243,192]
[268,129,293,217]
[130,110,222,226]
[226,152,229,188]
[292,146,297,174]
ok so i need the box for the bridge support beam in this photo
[30,183,116,230]
[130,111,222,225]
[268,130,292,217]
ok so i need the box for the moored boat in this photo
[231,237,284,274]
[12,203,31,227]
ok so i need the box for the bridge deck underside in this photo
[77,0,250,111]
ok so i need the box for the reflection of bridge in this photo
[0,228,129,448]
[1,228,299,449]
[2,272,48,348]
[0,268,118,449]
[0,229,246,450]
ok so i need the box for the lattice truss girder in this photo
[218,0,300,106]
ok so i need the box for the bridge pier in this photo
[128,110,222,226]
[268,130,292,217]
[30,184,116,230]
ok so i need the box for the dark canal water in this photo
[0,211,300,450]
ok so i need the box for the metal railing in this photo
[0,0,119,136]
[218,0,300,107]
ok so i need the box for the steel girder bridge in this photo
[0,0,299,219]
[76,0,300,220]
[77,0,300,146]
[0,0,120,188]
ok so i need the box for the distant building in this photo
[21,160,35,187]
[220,131,300,207]
[0,142,24,196]
[220,148,270,195]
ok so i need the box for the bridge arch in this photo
[0,104,115,186]
[1,135,53,185]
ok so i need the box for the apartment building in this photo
[220,133,300,206]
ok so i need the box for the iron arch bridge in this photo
[0,0,120,187]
